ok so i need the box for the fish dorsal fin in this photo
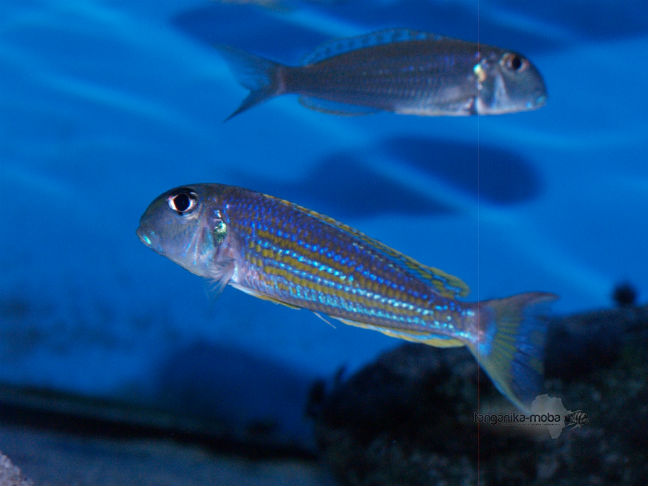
[268,196,470,299]
[416,263,470,299]
[298,95,381,115]
[302,28,444,65]
[323,215,470,299]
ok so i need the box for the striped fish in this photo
[137,184,557,412]
[216,28,547,119]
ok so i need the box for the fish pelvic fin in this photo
[467,292,558,413]
[207,259,236,295]
[215,45,286,120]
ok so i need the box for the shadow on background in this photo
[381,136,542,205]
[235,155,454,219]
[170,0,567,60]
[171,4,327,60]
[315,0,648,44]
[233,137,540,217]
[491,0,648,41]
[292,0,563,52]
[172,0,648,61]
[154,342,313,442]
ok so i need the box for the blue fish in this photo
[137,184,557,411]
[216,28,547,119]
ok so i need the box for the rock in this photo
[312,304,648,485]
[0,453,31,486]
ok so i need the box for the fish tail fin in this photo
[215,45,285,121]
[467,292,557,412]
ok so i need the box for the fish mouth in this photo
[520,93,547,111]
[136,225,153,247]
[534,93,547,108]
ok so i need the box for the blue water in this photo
[1,0,647,446]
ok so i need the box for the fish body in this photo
[137,184,556,411]
[216,29,547,119]
[211,0,342,10]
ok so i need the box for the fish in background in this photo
[210,0,344,10]
[215,28,547,119]
[137,183,557,412]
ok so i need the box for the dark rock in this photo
[313,305,648,485]
[612,282,638,308]
[545,305,648,380]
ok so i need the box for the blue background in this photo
[1,0,646,446]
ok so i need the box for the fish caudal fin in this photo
[467,292,557,412]
[215,46,285,121]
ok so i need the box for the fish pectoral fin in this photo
[298,96,381,116]
[207,259,236,295]
[335,318,465,347]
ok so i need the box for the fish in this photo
[215,28,547,120]
[137,183,557,412]
[209,0,343,11]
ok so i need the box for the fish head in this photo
[475,50,547,114]
[137,184,229,278]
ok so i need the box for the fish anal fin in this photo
[335,318,464,347]
[420,336,465,348]
[298,96,380,116]
[334,317,377,332]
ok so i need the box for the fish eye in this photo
[502,53,528,72]
[168,189,198,215]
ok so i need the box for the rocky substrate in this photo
[311,304,648,485]
[0,453,31,486]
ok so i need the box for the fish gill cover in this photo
[0,0,647,476]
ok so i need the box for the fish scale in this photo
[222,186,471,334]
